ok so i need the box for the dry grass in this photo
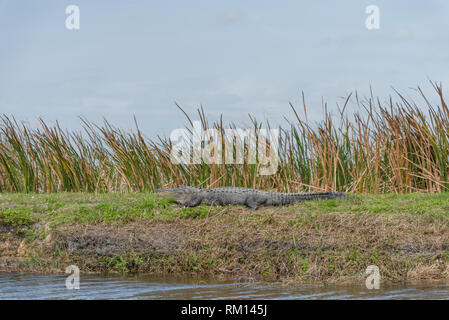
[0,82,449,194]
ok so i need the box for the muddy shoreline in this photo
[1,192,449,284]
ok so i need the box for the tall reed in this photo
[0,82,448,193]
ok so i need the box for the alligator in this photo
[155,186,349,210]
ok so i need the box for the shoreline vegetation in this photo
[1,192,449,284]
[1,83,449,284]
[0,83,448,194]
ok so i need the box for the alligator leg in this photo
[208,199,223,206]
[181,197,203,208]
[245,196,266,210]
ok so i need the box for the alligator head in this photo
[154,185,202,203]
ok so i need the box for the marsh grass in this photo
[0,82,448,194]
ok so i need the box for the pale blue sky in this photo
[1,0,448,137]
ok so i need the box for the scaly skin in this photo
[155,186,349,210]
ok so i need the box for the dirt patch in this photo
[55,222,188,257]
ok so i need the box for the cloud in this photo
[79,97,134,114]
[216,10,245,25]
[318,28,413,49]
[212,76,280,98]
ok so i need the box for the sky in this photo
[1,0,449,138]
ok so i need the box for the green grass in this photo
[1,192,449,227]
[0,192,227,226]
[0,207,34,226]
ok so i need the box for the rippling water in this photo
[0,273,448,299]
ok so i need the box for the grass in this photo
[1,192,448,226]
[0,192,223,226]
[0,82,448,194]
[1,193,449,284]
[0,207,34,227]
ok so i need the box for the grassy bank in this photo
[1,192,449,284]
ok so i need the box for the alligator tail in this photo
[291,192,348,202]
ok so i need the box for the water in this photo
[0,273,448,300]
